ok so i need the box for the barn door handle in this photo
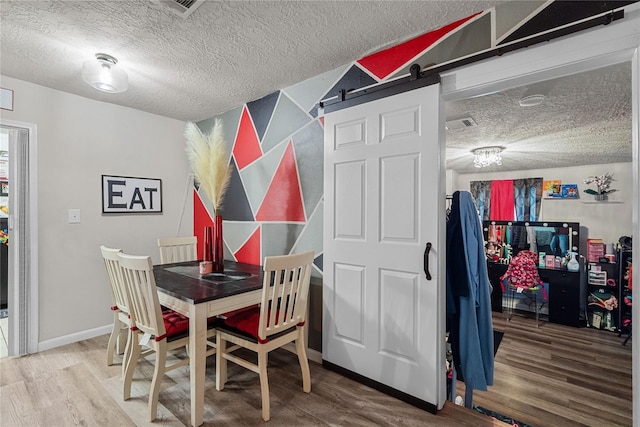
[423,242,432,280]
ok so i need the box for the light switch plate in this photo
[68,209,81,224]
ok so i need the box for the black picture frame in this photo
[101,174,163,214]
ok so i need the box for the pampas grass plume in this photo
[185,119,232,215]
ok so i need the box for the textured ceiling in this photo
[446,62,633,174]
[0,0,503,122]
[1,1,632,174]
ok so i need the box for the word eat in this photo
[102,175,163,213]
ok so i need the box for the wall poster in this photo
[102,175,162,214]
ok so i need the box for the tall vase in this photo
[199,226,214,275]
[203,226,213,261]
[212,215,224,273]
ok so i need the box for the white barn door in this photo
[323,84,445,409]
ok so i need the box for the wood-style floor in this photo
[465,313,633,427]
[0,312,632,427]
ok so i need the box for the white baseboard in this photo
[282,342,322,363]
[38,324,112,353]
[306,347,322,364]
[36,325,325,364]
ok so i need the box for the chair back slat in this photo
[118,253,165,338]
[101,246,128,313]
[157,236,197,264]
[259,251,314,340]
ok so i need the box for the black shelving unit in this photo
[586,260,619,332]
[618,249,632,341]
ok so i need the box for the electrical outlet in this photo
[68,209,81,224]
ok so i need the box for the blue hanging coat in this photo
[446,191,494,391]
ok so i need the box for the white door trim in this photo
[0,119,39,356]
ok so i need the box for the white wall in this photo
[0,75,192,345]
[450,162,633,250]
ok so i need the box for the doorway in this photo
[440,33,637,422]
[0,128,8,356]
[0,120,39,357]
[444,61,634,416]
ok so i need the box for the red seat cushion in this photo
[220,304,260,319]
[155,308,219,341]
[223,306,263,341]
[160,308,190,340]
[222,306,305,344]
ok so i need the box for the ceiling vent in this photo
[157,0,205,18]
[445,116,478,131]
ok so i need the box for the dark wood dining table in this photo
[154,260,264,427]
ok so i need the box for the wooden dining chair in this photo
[157,236,197,264]
[215,251,315,421]
[100,245,131,371]
[117,252,216,421]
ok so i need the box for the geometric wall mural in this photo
[357,12,483,80]
[255,142,306,222]
[233,106,262,170]
[195,79,325,272]
[195,2,618,276]
[234,225,261,265]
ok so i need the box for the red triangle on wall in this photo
[193,189,214,260]
[234,226,261,265]
[233,106,263,170]
[357,12,482,80]
[255,142,306,222]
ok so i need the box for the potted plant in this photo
[185,119,232,273]
[583,173,616,201]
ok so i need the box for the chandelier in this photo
[473,146,503,168]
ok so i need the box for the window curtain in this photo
[490,180,515,220]
[513,178,543,221]
[470,177,543,221]
[469,180,491,220]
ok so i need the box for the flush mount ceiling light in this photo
[82,53,128,93]
[473,146,503,168]
[518,93,545,107]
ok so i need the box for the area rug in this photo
[474,406,533,427]
[494,330,503,355]
[474,330,532,426]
